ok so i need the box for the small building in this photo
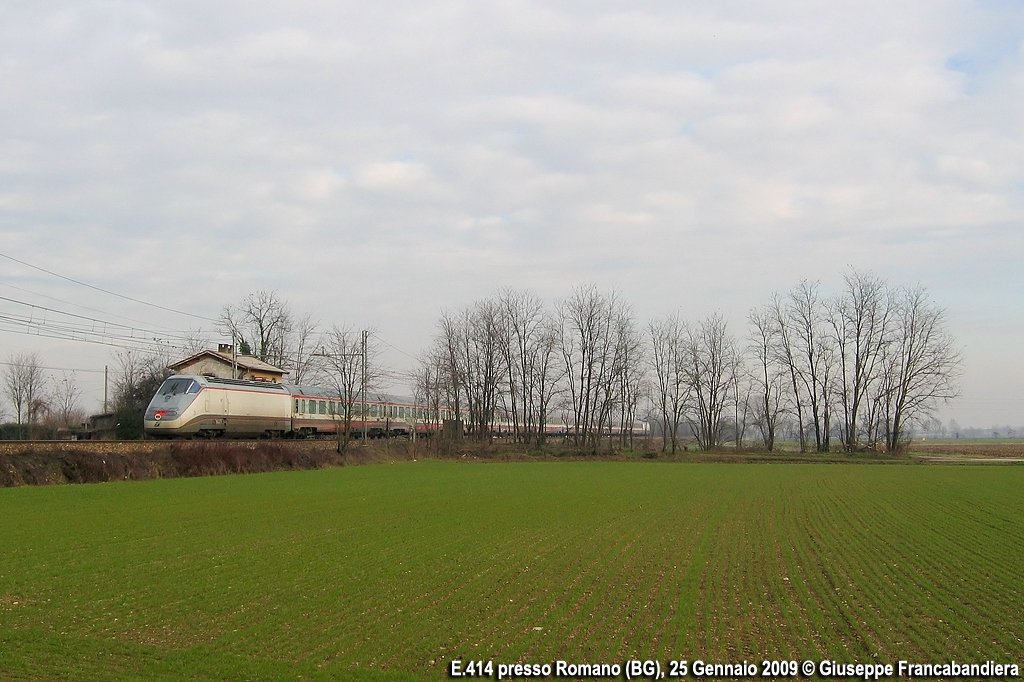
[168,345,288,383]
[77,413,118,440]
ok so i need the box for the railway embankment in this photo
[3,438,1020,487]
[0,440,347,487]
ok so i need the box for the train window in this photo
[158,378,192,396]
[328,402,335,415]
[319,401,327,415]
[301,399,306,413]
[295,399,300,412]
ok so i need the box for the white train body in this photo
[144,376,293,438]
[144,375,434,439]
[145,374,649,439]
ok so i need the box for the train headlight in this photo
[154,411,167,420]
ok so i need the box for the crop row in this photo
[0,462,1021,680]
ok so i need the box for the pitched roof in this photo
[168,350,288,375]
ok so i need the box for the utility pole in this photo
[315,332,369,447]
[103,365,108,413]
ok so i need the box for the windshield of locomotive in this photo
[157,378,200,396]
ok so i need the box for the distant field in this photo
[907,440,1024,458]
[1,462,1022,681]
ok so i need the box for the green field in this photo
[1,461,1022,680]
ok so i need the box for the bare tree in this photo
[786,281,837,452]
[649,315,688,453]
[493,289,568,447]
[680,314,737,451]
[50,371,84,428]
[434,313,464,427]
[4,353,47,439]
[318,326,379,452]
[826,270,895,450]
[748,306,788,451]
[558,285,634,451]
[496,289,546,444]
[727,348,751,448]
[768,294,809,452]
[453,300,505,439]
[531,317,564,446]
[880,285,961,451]
[615,314,646,449]
[220,290,293,368]
[430,291,569,447]
[754,272,960,454]
[290,312,321,385]
[414,350,447,448]
[182,329,211,356]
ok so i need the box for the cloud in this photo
[0,1,1022,423]
[355,161,432,190]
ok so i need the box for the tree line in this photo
[417,270,961,453]
[1,270,961,451]
[1,354,85,439]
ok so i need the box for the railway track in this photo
[0,438,357,457]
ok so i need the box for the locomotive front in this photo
[144,375,203,436]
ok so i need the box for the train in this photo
[143,374,442,439]
[144,374,651,440]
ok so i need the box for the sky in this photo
[1,0,1022,427]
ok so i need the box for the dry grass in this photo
[907,441,1024,458]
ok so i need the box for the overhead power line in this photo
[0,280,188,333]
[370,331,421,363]
[0,360,106,374]
[0,295,200,355]
[0,295,197,342]
[0,251,218,323]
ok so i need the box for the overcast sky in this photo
[1,1,1022,427]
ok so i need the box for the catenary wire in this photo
[0,251,218,323]
[0,280,194,334]
[0,295,200,344]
